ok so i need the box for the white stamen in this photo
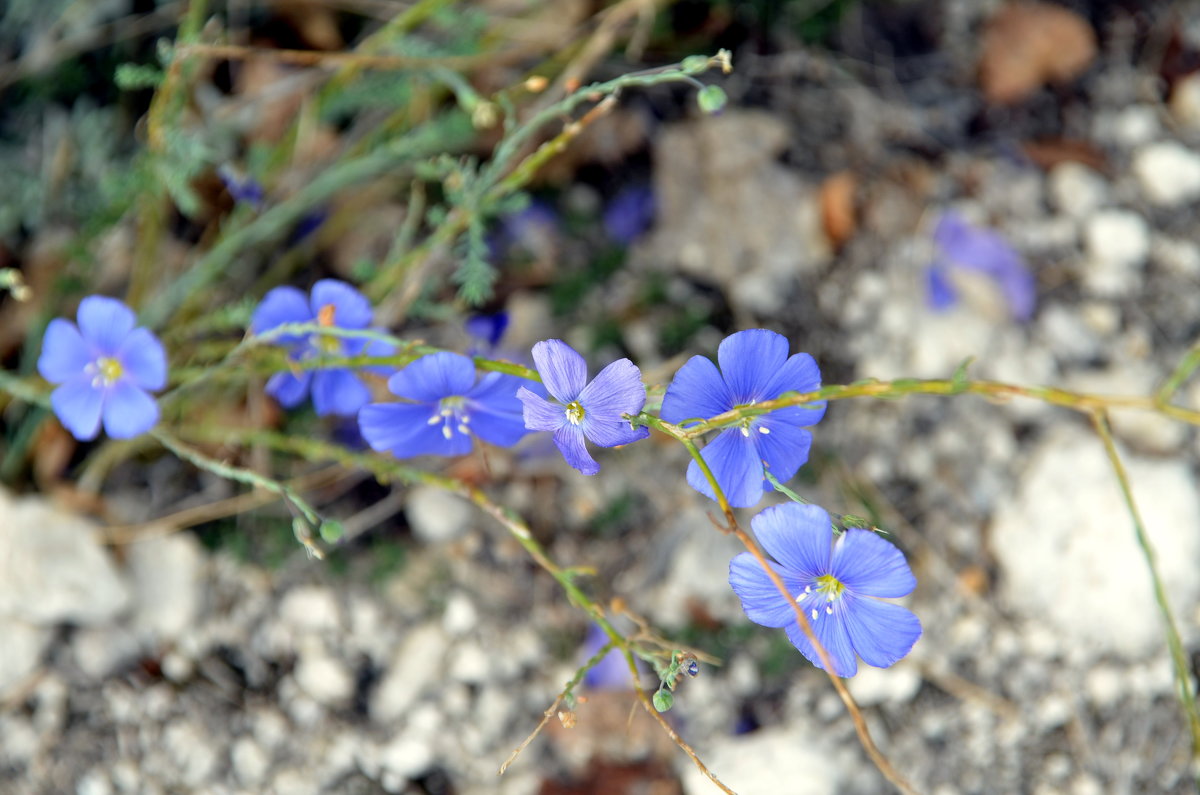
[441,425,452,440]
[825,605,833,615]
[810,608,818,620]
[804,585,812,594]
[740,426,750,437]
[427,415,441,425]
[457,424,470,435]
[758,426,770,434]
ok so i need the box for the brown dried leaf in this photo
[979,2,1097,105]
[819,170,858,250]
[1020,137,1107,172]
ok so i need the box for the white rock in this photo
[293,651,354,706]
[1084,664,1123,709]
[125,534,203,645]
[378,735,433,781]
[846,659,922,707]
[448,641,491,685]
[1170,71,1200,130]
[1153,235,1200,277]
[679,726,840,794]
[279,586,341,634]
[990,426,1200,659]
[405,486,474,544]
[1048,162,1107,218]
[1067,365,1187,454]
[0,618,49,696]
[76,769,113,795]
[163,720,218,786]
[231,736,271,788]
[71,624,140,680]
[1082,210,1149,296]
[371,622,449,724]
[1109,105,1160,148]
[0,490,130,625]
[441,592,478,636]
[1133,141,1200,206]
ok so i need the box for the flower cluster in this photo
[251,279,395,417]
[38,281,920,678]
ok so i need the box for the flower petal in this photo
[582,418,649,449]
[578,358,646,419]
[716,329,789,403]
[926,264,958,311]
[312,369,370,416]
[38,319,91,383]
[101,380,159,438]
[830,529,917,598]
[310,279,373,329]
[388,352,476,403]
[266,370,312,408]
[840,594,921,669]
[77,296,135,354]
[784,602,858,677]
[686,428,764,508]
[759,352,823,410]
[50,377,104,441]
[750,503,831,578]
[729,552,804,628]
[464,373,528,448]
[362,331,397,376]
[552,425,598,475]
[518,386,566,432]
[251,286,312,343]
[359,402,469,458]
[660,354,734,426]
[116,328,167,390]
[754,419,813,485]
[532,339,587,402]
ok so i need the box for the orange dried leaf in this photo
[979,2,1097,105]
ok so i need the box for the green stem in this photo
[1090,410,1200,776]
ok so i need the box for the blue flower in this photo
[251,279,394,417]
[517,339,649,475]
[660,329,825,508]
[581,624,634,690]
[603,185,655,245]
[729,503,921,677]
[929,212,1036,321]
[37,296,167,441]
[465,311,510,356]
[358,352,528,458]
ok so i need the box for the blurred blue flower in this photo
[217,165,265,209]
[38,296,167,441]
[491,201,559,263]
[603,185,655,245]
[581,624,634,690]
[358,351,528,458]
[517,339,649,475]
[929,212,1035,321]
[465,311,510,356]
[660,329,825,508]
[729,503,921,678]
[251,279,394,417]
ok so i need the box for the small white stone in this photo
[1084,665,1123,709]
[126,534,203,645]
[846,660,922,707]
[294,652,354,706]
[405,486,474,544]
[1133,141,1200,206]
[75,769,113,795]
[441,591,478,636]
[378,735,433,781]
[1082,210,1149,296]
[372,622,449,724]
[279,586,341,634]
[1109,105,1160,147]
[449,641,492,684]
[71,624,140,680]
[231,736,271,787]
[1048,162,1107,218]
[1170,71,1200,130]
[679,726,840,794]
[0,618,49,697]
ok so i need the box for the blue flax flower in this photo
[729,503,921,677]
[251,279,393,417]
[358,352,528,458]
[517,339,649,475]
[660,329,825,508]
[38,296,167,441]
[928,212,1035,321]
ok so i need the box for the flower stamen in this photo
[565,401,585,425]
[87,356,124,387]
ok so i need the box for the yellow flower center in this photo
[93,356,123,386]
[565,401,585,425]
[800,574,846,621]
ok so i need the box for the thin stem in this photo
[1089,410,1200,777]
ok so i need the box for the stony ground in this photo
[4,3,1200,794]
